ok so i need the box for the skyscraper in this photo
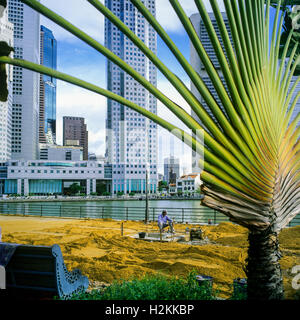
[164,156,180,184]
[105,0,158,194]
[285,59,300,126]
[39,25,57,145]
[290,76,300,126]
[8,0,40,160]
[190,12,232,173]
[0,6,13,161]
[63,116,88,160]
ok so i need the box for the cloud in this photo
[157,78,192,131]
[40,0,104,43]
[40,0,225,44]
[156,0,225,33]
[88,128,106,156]
[156,78,193,174]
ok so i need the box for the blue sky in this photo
[39,1,278,174]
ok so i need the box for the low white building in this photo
[169,183,177,195]
[0,160,112,196]
[176,173,202,195]
[39,144,83,161]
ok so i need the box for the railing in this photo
[0,202,299,226]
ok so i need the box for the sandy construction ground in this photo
[0,215,299,299]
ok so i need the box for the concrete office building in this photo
[190,12,232,173]
[0,159,112,196]
[290,76,300,125]
[39,25,57,145]
[63,116,88,160]
[39,144,83,161]
[284,60,300,126]
[105,0,158,194]
[0,6,14,161]
[8,0,40,160]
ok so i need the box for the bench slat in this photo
[7,284,57,292]
[7,257,55,273]
[9,269,55,276]
[7,271,57,288]
[14,246,54,257]
[16,254,54,259]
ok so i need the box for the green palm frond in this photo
[0,41,14,102]
[279,6,300,76]
[0,0,7,9]
[0,0,299,234]
[269,0,300,9]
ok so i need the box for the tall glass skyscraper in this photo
[190,12,232,173]
[39,25,57,145]
[8,0,40,160]
[105,0,158,194]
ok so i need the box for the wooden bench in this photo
[1,243,89,299]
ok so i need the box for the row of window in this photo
[10,169,103,174]
[9,162,103,168]
[113,171,157,175]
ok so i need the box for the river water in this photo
[0,199,299,226]
[0,199,225,224]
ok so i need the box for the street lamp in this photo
[145,163,149,224]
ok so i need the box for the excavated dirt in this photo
[0,215,299,299]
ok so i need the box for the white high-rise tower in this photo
[0,5,13,161]
[105,0,158,194]
[8,0,40,160]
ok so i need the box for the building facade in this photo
[63,116,88,160]
[285,59,300,126]
[163,156,180,184]
[0,6,13,161]
[176,174,201,196]
[105,0,158,194]
[0,159,112,196]
[39,25,57,145]
[39,144,83,161]
[190,12,231,173]
[290,76,300,125]
[8,0,40,160]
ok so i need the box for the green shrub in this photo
[230,281,247,300]
[68,271,215,300]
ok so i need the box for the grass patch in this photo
[67,271,217,300]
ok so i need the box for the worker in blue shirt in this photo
[158,210,174,233]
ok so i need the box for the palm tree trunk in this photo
[246,226,284,300]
